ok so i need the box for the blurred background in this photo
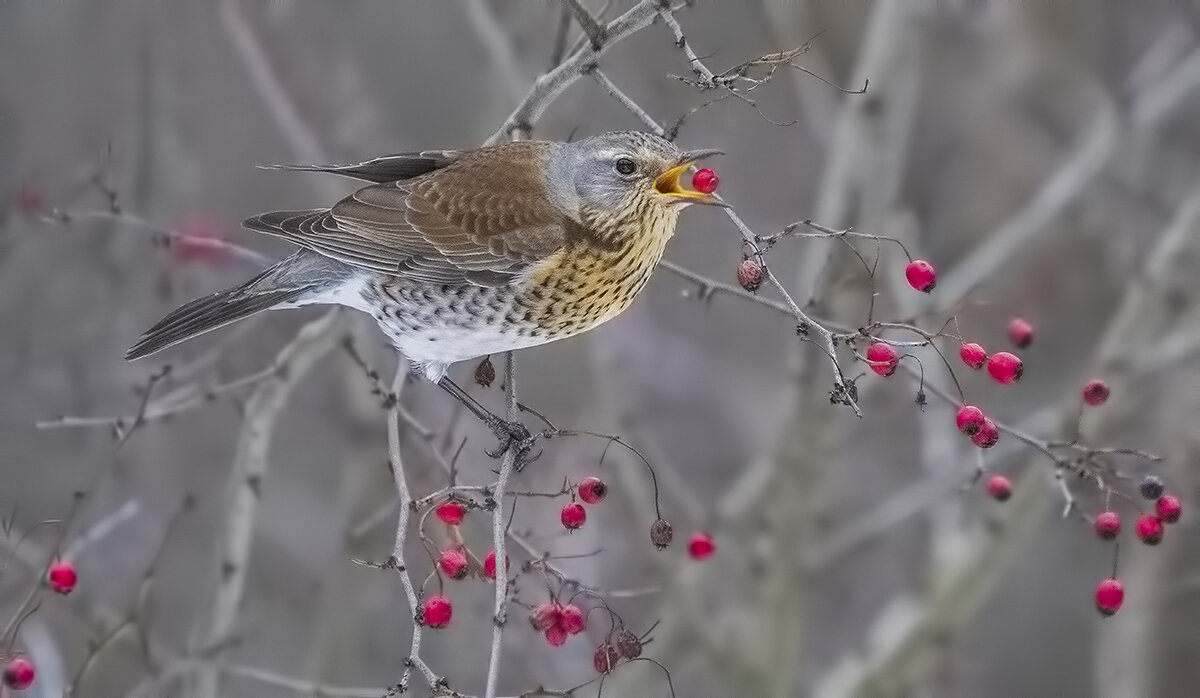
[3,1,1200,696]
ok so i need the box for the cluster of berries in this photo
[1092,476,1183,616]
[0,559,79,690]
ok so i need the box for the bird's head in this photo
[548,131,723,221]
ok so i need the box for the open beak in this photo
[654,148,726,207]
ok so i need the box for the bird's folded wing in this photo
[256,150,465,184]
[244,143,568,287]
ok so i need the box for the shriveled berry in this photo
[578,476,607,504]
[47,559,77,595]
[905,259,937,293]
[1156,495,1182,524]
[650,518,674,549]
[422,594,453,628]
[688,531,716,560]
[1093,511,1120,540]
[545,624,568,647]
[559,604,586,634]
[475,356,496,387]
[438,549,469,580]
[561,502,586,530]
[987,352,1023,384]
[692,168,719,194]
[1138,475,1164,500]
[955,405,986,436]
[959,342,987,370]
[985,475,1012,501]
[529,602,562,631]
[1095,578,1124,616]
[616,628,643,659]
[1135,513,1164,545]
[593,643,621,673]
[737,258,764,292]
[483,550,508,580]
[971,418,999,449]
[435,501,466,525]
[1082,379,1109,406]
[1007,317,1034,349]
[866,342,899,377]
[2,658,34,690]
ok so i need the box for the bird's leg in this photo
[436,376,531,457]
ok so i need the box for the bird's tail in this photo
[125,249,351,360]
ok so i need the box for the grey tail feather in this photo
[125,250,344,361]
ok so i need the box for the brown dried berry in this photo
[475,356,496,388]
[650,518,674,549]
[615,628,643,659]
[737,258,764,292]
[593,643,621,674]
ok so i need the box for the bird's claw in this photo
[485,418,532,459]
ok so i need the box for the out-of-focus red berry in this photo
[1095,578,1124,616]
[1007,317,1034,348]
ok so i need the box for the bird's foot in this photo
[485,418,533,459]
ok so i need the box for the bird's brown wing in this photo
[244,142,568,287]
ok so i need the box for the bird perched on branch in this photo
[126,131,722,438]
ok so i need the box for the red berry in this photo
[955,405,986,436]
[559,604,586,634]
[16,186,45,217]
[529,602,562,632]
[482,550,508,580]
[47,559,77,595]
[1095,578,1124,616]
[737,258,764,292]
[435,501,466,525]
[545,624,568,647]
[1135,513,1164,545]
[985,475,1012,501]
[692,168,719,194]
[437,549,468,580]
[1093,511,1121,540]
[1007,317,1034,349]
[2,658,34,690]
[1156,495,1183,524]
[905,259,937,293]
[578,476,607,504]
[971,418,1000,448]
[959,342,988,370]
[1081,379,1109,406]
[688,531,716,560]
[987,352,1023,384]
[422,594,453,628]
[561,502,586,530]
[866,342,899,377]
[173,217,229,265]
[593,643,621,673]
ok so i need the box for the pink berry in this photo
[1079,379,1110,406]
[47,559,77,595]
[955,405,987,436]
[593,643,621,673]
[688,531,716,560]
[985,475,1012,501]
[905,259,937,293]
[173,217,229,265]
[529,602,562,632]
[866,342,899,377]
[422,594,453,628]
[561,502,586,530]
[578,476,607,504]
[1094,511,1121,540]
[559,604,586,634]
[959,342,988,370]
[1007,317,1034,349]
[987,352,1023,384]
[1135,513,1164,545]
[971,418,999,449]
[435,501,466,525]
[1156,495,1183,524]
[692,168,719,194]
[2,658,34,690]
[437,549,468,580]
[483,550,508,580]
[545,624,569,647]
[1095,578,1124,616]
[737,258,764,292]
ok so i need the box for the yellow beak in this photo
[654,150,725,206]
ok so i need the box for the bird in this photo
[125,131,722,436]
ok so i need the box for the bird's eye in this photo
[614,157,637,176]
